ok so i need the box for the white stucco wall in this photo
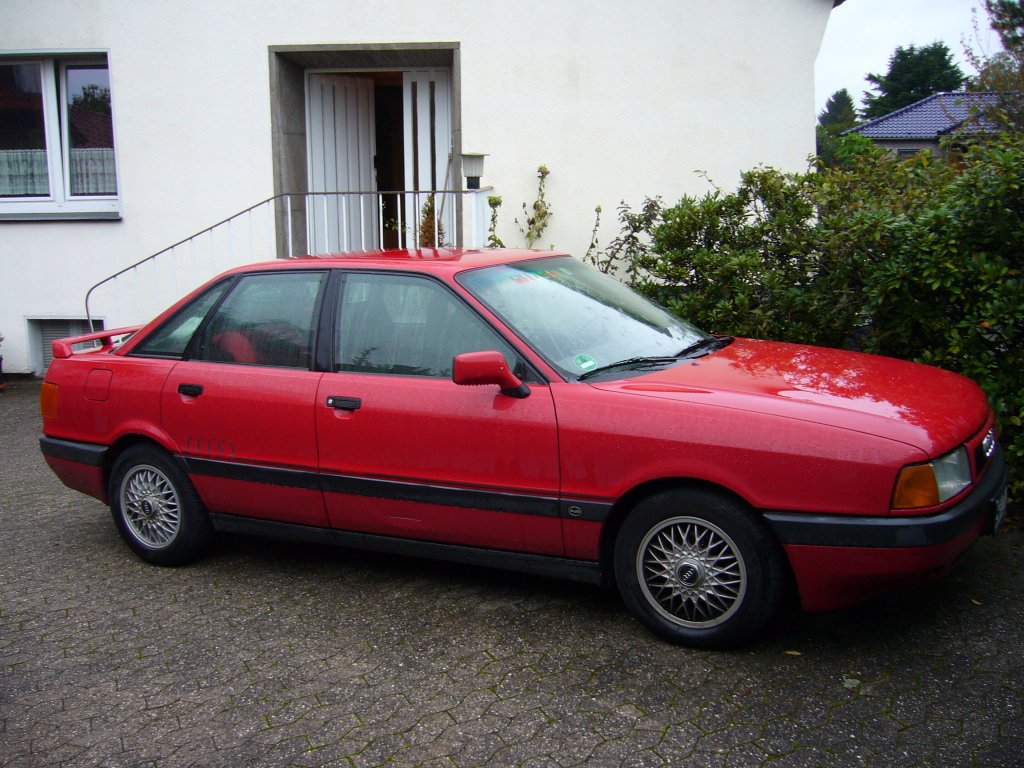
[0,0,833,373]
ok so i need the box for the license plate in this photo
[993,487,1008,534]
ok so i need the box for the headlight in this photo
[892,446,971,510]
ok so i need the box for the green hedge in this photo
[603,135,1024,496]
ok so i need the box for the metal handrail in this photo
[84,189,485,331]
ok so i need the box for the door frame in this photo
[268,43,462,257]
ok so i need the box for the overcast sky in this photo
[815,0,1005,113]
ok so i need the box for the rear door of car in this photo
[314,269,563,555]
[157,269,330,527]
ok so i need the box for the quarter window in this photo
[132,282,231,359]
[336,273,516,377]
[0,55,120,219]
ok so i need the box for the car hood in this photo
[589,339,989,455]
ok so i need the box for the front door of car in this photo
[315,271,563,555]
[160,270,330,527]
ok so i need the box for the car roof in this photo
[116,248,573,360]
[225,248,569,276]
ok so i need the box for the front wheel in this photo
[614,489,785,648]
[109,445,213,566]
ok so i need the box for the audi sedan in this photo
[40,249,1009,648]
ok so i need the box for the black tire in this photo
[108,444,213,566]
[613,488,785,649]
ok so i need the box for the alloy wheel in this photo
[636,516,747,628]
[119,464,181,549]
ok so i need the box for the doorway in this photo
[269,44,462,256]
[305,68,454,252]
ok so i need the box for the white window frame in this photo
[0,52,121,220]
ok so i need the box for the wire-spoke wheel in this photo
[638,516,746,629]
[109,445,213,565]
[614,488,785,648]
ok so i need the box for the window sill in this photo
[0,198,122,221]
[0,210,122,222]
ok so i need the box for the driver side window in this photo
[335,273,516,377]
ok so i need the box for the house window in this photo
[0,54,120,220]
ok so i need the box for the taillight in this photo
[40,382,58,420]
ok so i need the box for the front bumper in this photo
[764,449,1009,611]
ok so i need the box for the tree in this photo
[967,1,1024,130]
[862,42,966,119]
[987,0,1024,49]
[818,88,858,131]
[71,83,112,115]
[816,88,859,165]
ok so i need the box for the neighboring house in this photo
[844,91,1002,157]
[1,0,840,375]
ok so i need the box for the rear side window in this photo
[132,282,230,358]
[195,271,325,369]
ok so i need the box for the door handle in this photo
[326,396,361,411]
[178,383,204,397]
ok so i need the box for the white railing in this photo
[85,189,493,331]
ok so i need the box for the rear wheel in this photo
[614,488,785,648]
[109,445,212,565]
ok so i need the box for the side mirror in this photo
[452,351,530,398]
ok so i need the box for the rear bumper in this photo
[40,436,109,502]
[765,450,1008,611]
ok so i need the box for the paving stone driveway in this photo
[1,379,1022,767]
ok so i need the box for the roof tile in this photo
[845,92,1001,139]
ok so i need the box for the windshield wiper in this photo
[578,356,679,381]
[578,337,733,381]
[676,335,733,359]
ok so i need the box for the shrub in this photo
[607,134,1024,496]
[637,167,856,347]
[417,194,446,247]
[862,137,1024,478]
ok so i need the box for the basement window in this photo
[32,318,105,373]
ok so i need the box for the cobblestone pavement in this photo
[2,378,1022,767]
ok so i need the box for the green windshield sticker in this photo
[574,354,597,371]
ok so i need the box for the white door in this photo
[306,74,377,252]
[402,70,454,248]
[306,70,455,251]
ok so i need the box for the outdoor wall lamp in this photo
[460,153,487,189]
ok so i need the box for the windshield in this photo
[458,256,708,379]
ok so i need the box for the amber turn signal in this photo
[40,382,58,421]
[892,463,939,509]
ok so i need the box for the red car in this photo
[40,249,1009,648]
